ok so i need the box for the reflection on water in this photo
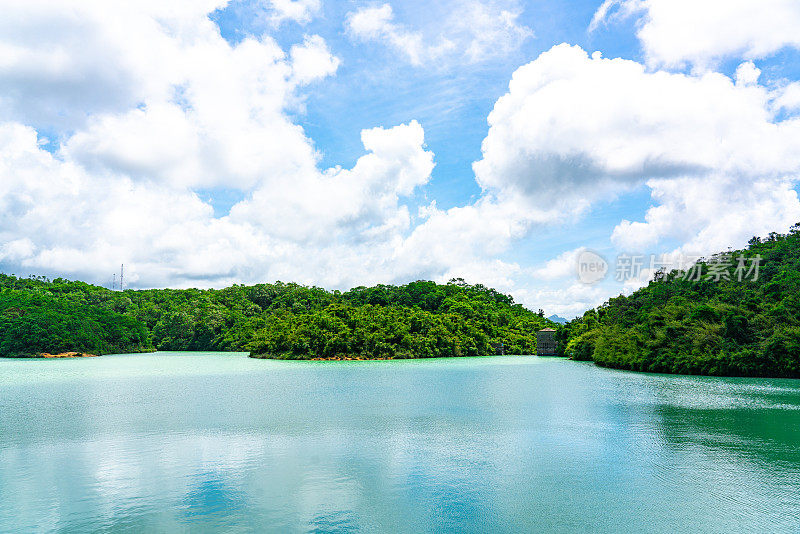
[0,352,798,533]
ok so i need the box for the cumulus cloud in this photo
[0,118,437,289]
[229,120,434,243]
[611,175,800,255]
[0,0,442,290]
[290,35,341,84]
[530,247,588,281]
[0,0,339,192]
[590,0,800,69]
[0,0,223,130]
[0,0,539,299]
[0,0,531,301]
[396,198,529,278]
[345,1,531,66]
[772,82,800,114]
[473,44,800,253]
[4,1,800,320]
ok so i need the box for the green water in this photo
[1,352,799,533]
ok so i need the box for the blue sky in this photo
[212,0,632,208]
[2,0,800,317]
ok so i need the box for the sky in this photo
[2,0,800,318]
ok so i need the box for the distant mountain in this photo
[548,314,568,324]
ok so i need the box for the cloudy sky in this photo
[1,0,800,317]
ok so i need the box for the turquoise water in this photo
[1,352,799,533]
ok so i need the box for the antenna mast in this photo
[112,273,116,290]
[120,264,124,292]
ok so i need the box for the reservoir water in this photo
[1,352,799,533]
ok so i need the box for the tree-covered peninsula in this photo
[559,224,800,378]
[0,276,554,359]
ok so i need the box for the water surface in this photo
[1,352,799,533]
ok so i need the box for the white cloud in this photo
[0,0,232,130]
[290,35,341,84]
[612,175,800,255]
[448,1,533,62]
[229,120,434,243]
[24,2,342,193]
[590,0,800,69]
[395,199,528,277]
[530,247,588,281]
[345,1,531,66]
[734,61,760,86]
[58,31,327,190]
[588,0,643,33]
[269,0,321,25]
[4,1,800,321]
[345,4,448,66]
[0,118,434,289]
[473,45,800,245]
[518,282,609,319]
[0,1,443,291]
[0,238,34,263]
[772,82,800,114]
[0,1,528,301]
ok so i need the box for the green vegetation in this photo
[0,275,553,359]
[0,284,148,357]
[559,224,800,378]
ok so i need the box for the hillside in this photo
[0,276,554,359]
[559,224,800,378]
[0,286,148,358]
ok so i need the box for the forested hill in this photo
[559,224,800,378]
[0,276,554,359]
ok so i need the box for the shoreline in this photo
[249,353,538,361]
[250,354,403,361]
[41,352,99,358]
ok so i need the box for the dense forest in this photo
[559,224,800,378]
[0,276,554,359]
[9,224,798,372]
